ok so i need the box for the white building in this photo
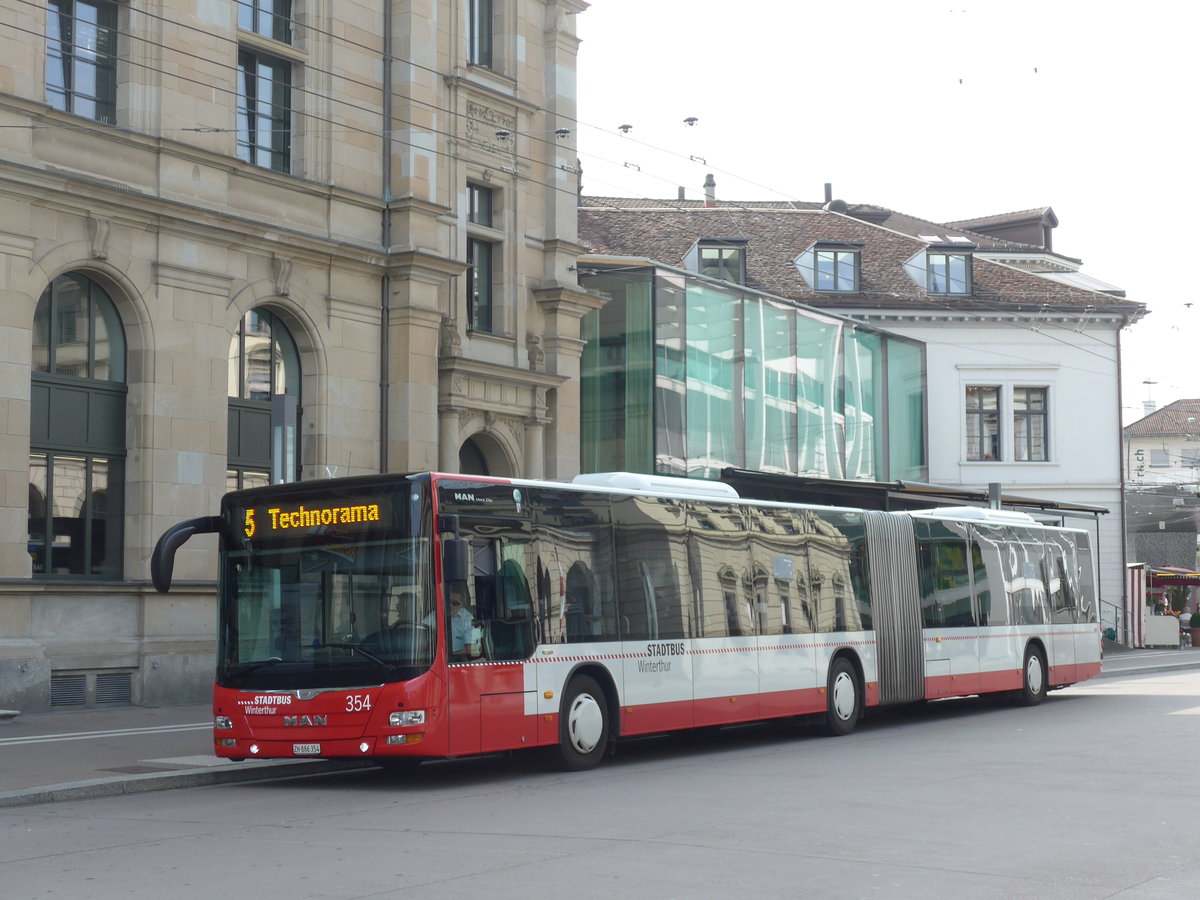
[578,192,1145,627]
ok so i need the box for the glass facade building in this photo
[580,262,927,483]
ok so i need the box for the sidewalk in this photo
[0,702,371,809]
[3,647,1199,809]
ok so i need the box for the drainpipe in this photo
[379,3,393,473]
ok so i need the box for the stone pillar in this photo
[439,409,461,472]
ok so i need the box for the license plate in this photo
[292,743,321,756]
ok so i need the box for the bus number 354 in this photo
[346,694,372,712]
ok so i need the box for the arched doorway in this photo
[458,432,513,477]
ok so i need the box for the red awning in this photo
[1148,568,1200,587]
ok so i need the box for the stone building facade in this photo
[2,0,594,711]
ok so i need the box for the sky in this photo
[572,0,1200,424]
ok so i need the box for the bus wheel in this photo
[1019,646,1047,706]
[556,675,609,770]
[825,657,860,736]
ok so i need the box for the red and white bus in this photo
[151,471,1101,770]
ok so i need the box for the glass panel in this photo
[88,456,122,576]
[237,50,290,171]
[33,293,53,372]
[1014,387,1048,461]
[91,288,110,381]
[796,314,842,478]
[29,454,49,575]
[887,339,926,481]
[92,280,124,381]
[689,501,750,637]
[579,269,653,473]
[469,0,494,67]
[53,276,89,378]
[948,254,969,293]
[612,494,688,640]
[72,3,101,121]
[928,254,947,293]
[698,247,744,284]
[815,250,836,291]
[228,330,242,397]
[245,310,273,400]
[276,322,299,395]
[46,2,69,112]
[654,273,687,475]
[843,329,880,480]
[236,53,251,163]
[220,482,432,690]
[467,239,493,332]
[744,298,796,473]
[468,184,492,226]
[240,0,292,44]
[529,488,616,645]
[49,456,87,575]
[254,59,274,167]
[916,519,973,627]
[837,252,856,291]
[686,282,737,478]
[966,385,1001,460]
[803,508,869,632]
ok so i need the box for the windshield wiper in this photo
[316,642,398,671]
[226,657,286,678]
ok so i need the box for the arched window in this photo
[227,308,300,491]
[29,273,126,577]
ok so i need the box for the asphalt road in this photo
[2,667,1199,899]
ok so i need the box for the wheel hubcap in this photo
[568,693,603,753]
[1027,655,1044,695]
[831,671,856,721]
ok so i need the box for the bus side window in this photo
[482,552,535,661]
[971,540,990,626]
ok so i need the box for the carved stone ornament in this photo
[87,216,110,260]
[440,316,462,357]
[526,333,545,371]
[272,256,292,296]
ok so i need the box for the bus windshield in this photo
[217,478,434,691]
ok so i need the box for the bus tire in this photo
[825,657,861,736]
[556,675,609,771]
[1019,645,1047,706]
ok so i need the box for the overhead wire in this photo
[10,0,1146,378]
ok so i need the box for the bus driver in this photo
[424,584,480,661]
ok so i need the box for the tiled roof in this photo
[1124,399,1200,436]
[577,198,1145,315]
[946,208,1056,230]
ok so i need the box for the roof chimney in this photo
[1144,400,1157,416]
[678,186,685,200]
[824,183,833,203]
[703,173,716,208]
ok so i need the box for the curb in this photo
[0,758,376,809]
[1097,661,1200,679]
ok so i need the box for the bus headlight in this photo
[390,710,426,726]
[214,716,233,730]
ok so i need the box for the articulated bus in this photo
[151,471,1101,771]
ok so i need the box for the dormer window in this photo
[686,239,747,285]
[926,245,973,295]
[793,241,863,293]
